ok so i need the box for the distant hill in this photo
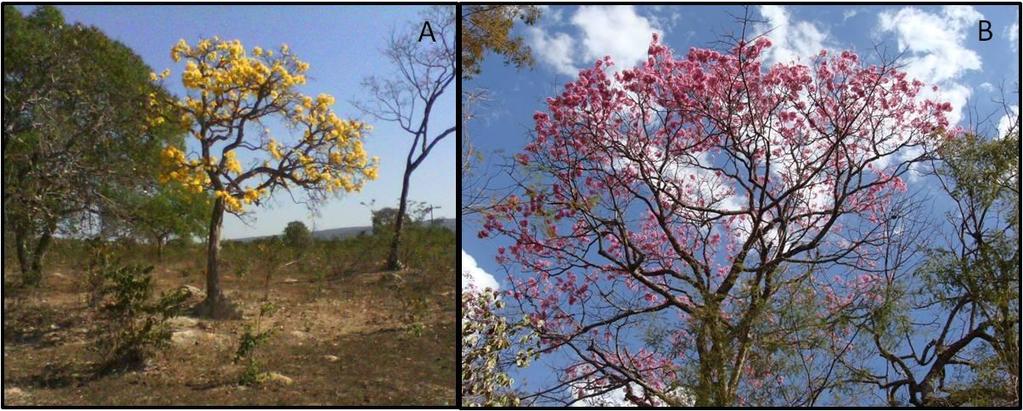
[229,218,456,243]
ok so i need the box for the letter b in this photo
[979,20,992,41]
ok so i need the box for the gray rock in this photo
[181,285,204,297]
[260,372,293,385]
[5,387,26,398]
[171,329,229,347]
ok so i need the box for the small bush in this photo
[397,284,430,337]
[93,258,189,370]
[82,242,112,307]
[234,301,278,385]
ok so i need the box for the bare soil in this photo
[2,260,456,406]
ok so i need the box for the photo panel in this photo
[459,3,1021,408]
[3,3,456,406]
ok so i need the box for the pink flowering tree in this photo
[482,34,953,406]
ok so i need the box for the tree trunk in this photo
[14,222,30,280]
[196,197,236,318]
[14,220,54,287]
[155,234,166,261]
[386,167,413,271]
[28,228,53,284]
[694,300,734,406]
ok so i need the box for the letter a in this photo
[419,21,435,42]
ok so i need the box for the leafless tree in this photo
[358,6,455,271]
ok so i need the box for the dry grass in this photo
[2,231,455,406]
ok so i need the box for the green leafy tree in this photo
[282,220,313,250]
[851,132,1020,406]
[3,5,181,285]
[371,207,410,236]
[460,5,541,80]
[135,183,212,259]
[97,172,212,260]
[461,288,540,407]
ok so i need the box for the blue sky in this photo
[24,5,456,239]
[462,5,1019,405]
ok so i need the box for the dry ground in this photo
[2,254,456,406]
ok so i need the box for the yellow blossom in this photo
[224,151,242,174]
[316,93,335,107]
[171,39,189,62]
[158,37,380,209]
[215,190,243,212]
[269,139,283,160]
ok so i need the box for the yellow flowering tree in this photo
[153,37,378,317]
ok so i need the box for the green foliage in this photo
[863,132,1022,406]
[461,289,540,407]
[282,221,313,250]
[93,255,189,369]
[461,5,541,79]
[371,207,410,235]
[927,132,1019,316]
[398,290,429,338]
[938,133,1019,209]
[234,301,278,386]
[113,181,212,256]
[3,5,184,284]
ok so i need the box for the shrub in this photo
[93,258,189,370]
[234,301,278,385]
[400,292,429,337]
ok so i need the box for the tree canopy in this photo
[482,34,956,406]
[282,220,313,249]
[3,5,188,284]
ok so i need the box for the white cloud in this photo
[878,7,981,84]
[997,105,1020,138]
[526,26,578,76]
[645,6,684,36]
[569,385,631,407]
[979,82,995,92]
[568,383,693,407]
[527,6,662,75]
[571,6,662,70]
[1006,21,1019,52]
[842,9,859,22]
[535,5,564,24]
[877,6,984,126]
[757,6,829,65]
[462,250,499,292]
